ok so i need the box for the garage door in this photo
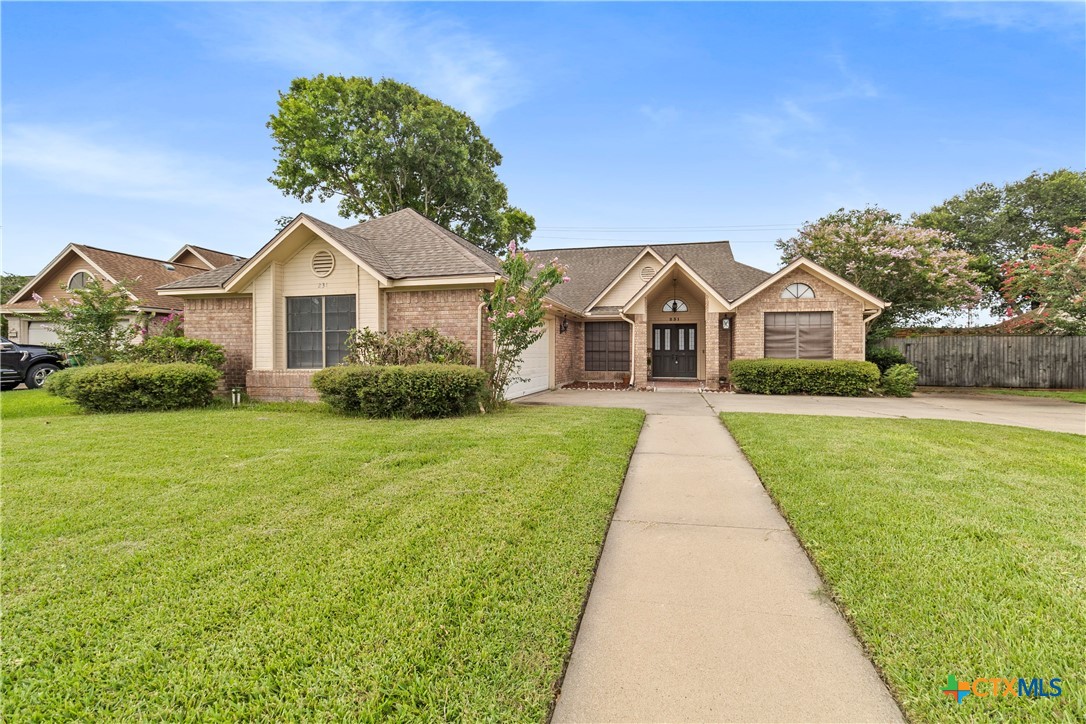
[27,322,60,345]
[505,323,551,399]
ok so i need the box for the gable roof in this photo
[161,208,503,292]
[169,245,246,269]
[4,244,209,312]
[537,241,772,313]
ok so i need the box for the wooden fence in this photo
[877,335,1085,388]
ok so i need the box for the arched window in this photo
[662,299,688,313]
[67,271,94,290]
[781,283,815,299]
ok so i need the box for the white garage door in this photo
[505,324,551,400]
[27,322,60,345]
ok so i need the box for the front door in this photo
[652,324,697,378]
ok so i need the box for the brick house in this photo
[158,209,886,400]
[2,244,244,345]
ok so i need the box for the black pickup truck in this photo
[1,336,67,390]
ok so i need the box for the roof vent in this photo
[163,263,176,271]
[640,265,657,282]
[312,249,335,278]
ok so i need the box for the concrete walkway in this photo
[540,393,904,723]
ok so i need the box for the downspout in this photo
[619,310,636,388]
[477,301,487,367]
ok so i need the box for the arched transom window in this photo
[781,283,815,299]
[662,298,688,313]
[67,271,94,290]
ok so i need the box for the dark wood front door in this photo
[652,324,697,378]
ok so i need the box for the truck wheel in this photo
[25,363,60,389]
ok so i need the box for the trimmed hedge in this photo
[730,359,880,396]
[45,362,220,413]
[882,363,919,397]
[866,346,907,374]
[125,337,226,369]
[312,364,488,418]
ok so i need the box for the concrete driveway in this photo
[526,389,1085,434]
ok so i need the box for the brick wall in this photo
[183,296,253,389]
[554,318,580,385]
[732,270,866,361]
[246,370,318,402]
[704,311,721,389]
[720,317,733,380]
[385,289,488,363]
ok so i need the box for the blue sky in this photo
[3,2,1083,276]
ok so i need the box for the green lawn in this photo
[721,413,1085,723]
[980,388,1086,404]
[2,390,643,721]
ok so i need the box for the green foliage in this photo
[345,327,472,366]
[913,169,1086,307]
[777,207,983,333]
[312,364,488,418]
[34,277,137,363]
[1,273,32,337]
[1000,224,1086,334]
[482,243,567,406]
[45,362,220,413]
[730,359,880,396]
[865,345,907,374]
[880,363,919,397]
[268,75,534,254]
[124,336,226,369]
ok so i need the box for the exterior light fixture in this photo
[559,318,569,334]
[721,318,731,329]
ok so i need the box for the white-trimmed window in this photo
[662,298,688,313]
[286,295,356,368]
[781,283,815,299]
[67,271,94,290]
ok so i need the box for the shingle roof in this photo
[189,246,245,269]
[536,242,772,312]
[158,260,247,290]
[77,246,208,309]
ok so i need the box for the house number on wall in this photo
[668,316,681,321]
[317,282,328,289]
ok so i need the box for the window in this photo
[585,321,630,371]
[287,295,356,369]
[781,283,815,299]
[662,298,688,313]
[67,271,93,290]
[764,312,833,359]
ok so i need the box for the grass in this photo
[2,390,644,721]
[978,388,1086,404]
[721,413,1085,723]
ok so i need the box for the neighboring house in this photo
[158,208,886,401]
[1,244,245,345]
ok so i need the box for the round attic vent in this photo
[640,265,657,282]
[312,250,335,278]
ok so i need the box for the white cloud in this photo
[935,2,1084,34]
[639,104,682,126]
[186,5,523,121]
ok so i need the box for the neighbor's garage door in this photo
[505,323,551,399]
[27,322,60,345]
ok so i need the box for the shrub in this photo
[866,346,907,374]
[45,362,220,413]
[882,363,919,397]
[345,327,472,366]
[312,364,488,418]
[730,359,880,397]
[125,336,226,369]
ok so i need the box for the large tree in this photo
[1000,224,1086,334]
[777,207,984,335]
[912,169,1086,307]
[268,75,534,254]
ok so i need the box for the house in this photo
[157,208,886,400]
[2,244,245,344]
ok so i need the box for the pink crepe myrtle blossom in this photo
[505,311,516,318]
[32,292,43,303]
[562,276,571,283]
[518,309,526,317]
[507,295,516,303]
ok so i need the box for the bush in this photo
[312,364,488,418]
[346,327,473,366]
[45,362,221,413]
[866,345,907,374]
[125,336,226,369]
[730,359,880,396]
[881,363,919,397]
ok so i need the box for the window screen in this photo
[287,295,357,368]
[585,322,631,371]
[764,312,833,359]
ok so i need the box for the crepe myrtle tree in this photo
[1000,225,1086,334]
[482,242,569,407]
[34,278,137,363]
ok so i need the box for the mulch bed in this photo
[560,381,631,390]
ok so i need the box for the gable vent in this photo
[640,265,657,282]
[312,250,335,278]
